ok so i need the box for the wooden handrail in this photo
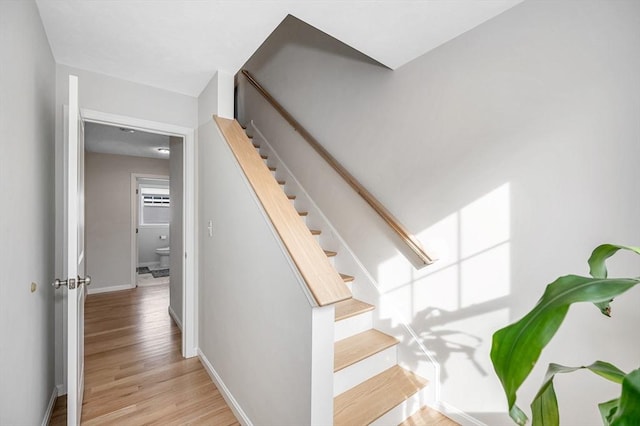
[214,116,352,307]
[241,70,435,267]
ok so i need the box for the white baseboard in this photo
[431,401,486,426]
[56,383,66,396]
[197,349,252,426]
[87,284,135,295]
[168,305,182,331]
[41,387,58,426]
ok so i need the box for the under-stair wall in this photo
[197,119,334,425]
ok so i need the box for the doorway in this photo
[80,109,196,358]
[134,176,172,288]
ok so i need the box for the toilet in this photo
[155,246,170,268]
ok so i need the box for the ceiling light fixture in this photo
[119,127,135,133]
[157,148,170,154]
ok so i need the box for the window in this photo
[139,186,170,226]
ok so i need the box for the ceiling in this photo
[85,122,171,159]
[36,1,523,97]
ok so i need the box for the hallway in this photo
[51,285,239,425]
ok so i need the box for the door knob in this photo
[78,275,91,286]
[52,278,68,289]
[52,277,81,289]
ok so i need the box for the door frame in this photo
[131,174,171,286]
[81,109,197,359]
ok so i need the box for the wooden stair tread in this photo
[334,329,398,372]
[298,211,308,216]
[310,229,321,235]
[268,166,276,171]
[339,273,354,283]
[334,366,428,426]
[277,180,285,185]
[287,194,296,200]
[400,406,460,426]
[324,250,337,257]
[253,143,260,148]
[334,298,374,321]
[260,154,268,160]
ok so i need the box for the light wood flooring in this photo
[50,284,238,425]
[400,407,460,426]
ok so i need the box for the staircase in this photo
[243,126,432,425]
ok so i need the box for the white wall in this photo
[0,1,57,424]
[197,119,332,424]
[85,152,169,291]
[56,64,198,129]
[197,70,235,126]
[169,136,183,325]
[241,3,640,424]
[137,226,170,265]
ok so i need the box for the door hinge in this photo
[136,189,139,194]
[136,228,139,234]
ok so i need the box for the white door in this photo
[54,75,89,426]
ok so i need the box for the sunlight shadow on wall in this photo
[375,183,512,414]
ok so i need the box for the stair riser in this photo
[334,311,372,342]
[369,386,428,426]
[334,346,397,396]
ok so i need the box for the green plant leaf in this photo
[531,374,559,426]
[491,275,639,425]
[610,368,640,426]
[599,398,620,425]
[588,244,640,315]
[531,362,626,426]
[588,244,640,279]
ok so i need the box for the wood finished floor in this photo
[50,284,239,425]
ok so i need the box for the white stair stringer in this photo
[248,121,440,425]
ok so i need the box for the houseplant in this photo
[490,244,640,425]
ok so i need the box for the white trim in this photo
[431,401,487,426]
[87,284,135,295]
[310,306,334,425]
[198,349,252,426]
[168,306,183,331]
[81,109,190,138]
[41,387,58,426]
[81,108,197,358]
[182,127,196,357]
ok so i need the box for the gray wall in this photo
[0,1,57,424]
[169,136,183,325]
[242,3,640,424]
[137,226,170,265]
[85,152,169,291]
